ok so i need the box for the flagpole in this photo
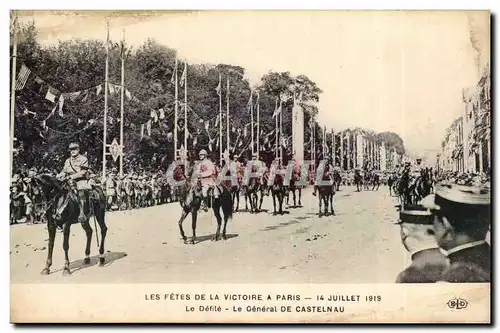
[183,61,187,153]
[174,56,178,160]
[256,92,260,155]
[10,12,18,179]
[219,74,222,163]
[331,128,334,163]
[275,99,278,158]
[226,77,230,155]
[312,116,315,173]
[119,29,125,178]
[322,126,326,158]
[279,99,283,161]
[102,21,110,178]
[250,91,254,155]
[340,131,344,170]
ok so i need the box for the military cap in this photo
[395,204,433,225]
[68,142,80,149]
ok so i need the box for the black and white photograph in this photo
[8,10,491,323]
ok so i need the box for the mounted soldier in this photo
[194,149,217,212]
[55,142,90,222]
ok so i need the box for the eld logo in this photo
[447,298,468,310]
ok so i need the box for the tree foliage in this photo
[11,21,405,172]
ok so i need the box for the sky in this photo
[17,10,490,165]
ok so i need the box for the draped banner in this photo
[291,104,304,162]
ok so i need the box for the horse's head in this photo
[34,174,64,199]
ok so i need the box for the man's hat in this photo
[421,182,490,209]
[420,182,490,223]
[395,204,433,225]
[199,149,208,155]
[252,152,258,157]
[69,142,79,150]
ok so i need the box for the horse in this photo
[270,172,286,215]
[413,169,433,204]
[314,171,335,217]
[286,173,302,208]
[354,171,363,192]
[397,170,412,208]
[176,172,233,244]
[371,173,380,191]
[332,170,342,191]
[34,174,107,276]
[363,171,372,190]
[243,178,261,214]
[387,174,395,196]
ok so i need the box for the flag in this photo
[96,84,102,96]
[170,58,177,84]
[151,110,158,123]
[215,116,219,127]
[125,89,132,100]
[205,121,209,131]
[45,87,57,103]
[120,39,126,59]
[58,95,64,117]
[140,124,145,140]
[243,126,248,138]
[109,83,117,95]
[179,62,187,87]
[272,103,282,119]
[159,108,165,120]
[247,91,252,112]
[146,120,152,136]
[15,64,31,90]
[68,91,81,102]
[215,74,221,96]
[279,93,289,103]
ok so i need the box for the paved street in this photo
[10,185,410,284]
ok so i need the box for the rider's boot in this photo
[313,186,317,196]
[77,189,88,222]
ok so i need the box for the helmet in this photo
[199,149,208,156]
[68,142,79,150]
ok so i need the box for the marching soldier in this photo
[395,204,448,283]
[56,142,90,222]
[420,182,491,282]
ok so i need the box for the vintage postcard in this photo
[9,10,491,323]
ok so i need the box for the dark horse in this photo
[243,178,262,214]
[332,170,342,191]
[397,170,412,208]
[314,171,335,217]
[286,173,303,208]
[34,174,107,276]
[354,170,363,192]
[176,177,233,244]
[270,172,286,215]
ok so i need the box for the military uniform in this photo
[56,143,90,222]
[420,182,491,283]
[193,149,216,211]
